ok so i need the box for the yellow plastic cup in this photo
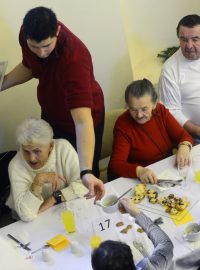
[61,210,76,233]
[192,153,200,183]
[90,235,102,250]
[195,171,200,183]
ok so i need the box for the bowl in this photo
[183,222,200,242]
[100,194,119,213]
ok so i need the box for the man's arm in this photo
[159,68,200,139]
[135,212,173,269]
[1,62,33,90]
[70,107,105,200]
[159,69,189,126]
[120,199,173,270]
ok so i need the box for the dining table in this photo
[1,145,200,270]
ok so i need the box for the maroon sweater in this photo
[19,22,104,133]
[108,103,193,179]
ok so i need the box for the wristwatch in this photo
[52,190,62,205]
[179,142,192,151]
[80,169,93,178]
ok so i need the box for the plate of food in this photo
[130,183,198,221]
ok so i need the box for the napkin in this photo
[154,170,180,191]
[170,209,193,226]
[47,234,70,251]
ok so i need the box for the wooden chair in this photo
[99,109,125,182]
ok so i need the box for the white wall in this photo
[0,0,132,151]
[1,0,200,152]
[121,0,200,84]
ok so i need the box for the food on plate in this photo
[116,221,124,227]
[132,193,145,203]
[147,189,158,203]
[149,197,158,204]
[134,184,147,192]
[137,227,144,233]
[132,184,147,203]
[132,184,190,216]
[169,208,179,215]
[120,224,132,234]
[120,228,128,234]
[158,194,189,215]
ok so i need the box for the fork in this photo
[31,244,49,254]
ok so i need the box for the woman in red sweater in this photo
[108,79,193,183]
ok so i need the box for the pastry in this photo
[116,221,124,227]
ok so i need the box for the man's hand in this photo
[33,172,65,192]
[119,198,141,217]
[136,166,157,184]
[81,173,105,200]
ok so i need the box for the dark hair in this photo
[23,6,58,42]
[125,78,158,104]
[91,240,136,270]
[176,14,200,37]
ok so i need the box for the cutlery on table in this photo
[31,244,49,254]
[94,187,132,206]
[114,187,133,203]
[157,179,183,186]
[7,233,31,251]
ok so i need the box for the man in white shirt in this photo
[159,14,200,143]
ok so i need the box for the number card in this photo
[92,215,120,240]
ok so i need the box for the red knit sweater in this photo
[108,103,193,179]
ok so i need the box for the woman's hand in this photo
[176,143,191,168]
[39,196,56,213]
[136,166,158,184]
[33,172,65,192]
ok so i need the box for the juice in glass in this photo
[61,210,76,233]
[90,235,102,250]
[195,170,200,183]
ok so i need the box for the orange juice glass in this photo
[90,235,102,250]
[61,210,76,233]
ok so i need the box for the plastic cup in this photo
[61,210,76,233]
[192,153,200,183]
[90,235,102,250]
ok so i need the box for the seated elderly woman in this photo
[108,79,193,183]
[6,118,87,222]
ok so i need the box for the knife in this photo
[158,179,183,185]
[7,233,31,251]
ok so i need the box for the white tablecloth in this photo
[1,145,200,270]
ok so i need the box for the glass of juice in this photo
[61,209,76,233]
[192,153,200,183]
[90,235,102,250]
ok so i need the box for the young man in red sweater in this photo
[2,7,105,200]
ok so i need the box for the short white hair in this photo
[16,118,54,146]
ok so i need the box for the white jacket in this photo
[6,139,87,221]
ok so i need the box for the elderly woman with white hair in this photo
[6,118,87,222]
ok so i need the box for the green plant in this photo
[157,46,179,62]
